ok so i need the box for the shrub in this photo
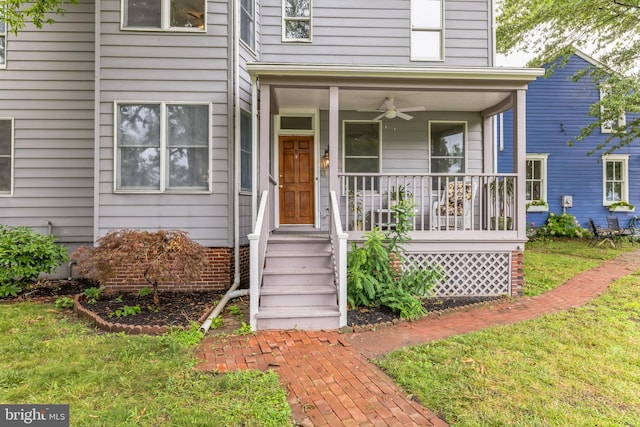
[0,225,68,294]
[72,229,208,305]
[537,213,589,238]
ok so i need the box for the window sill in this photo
[608,206,635,212]
[527,206,548,212]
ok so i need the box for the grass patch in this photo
[0,303,292,426]
[524,238,636,296]
[377,273,640,426]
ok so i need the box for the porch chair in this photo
[432,180,478,230]
[587,218,616,247]
[606,216,634,245]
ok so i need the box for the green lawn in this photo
[377,240,640,426]
[0,303,292,426]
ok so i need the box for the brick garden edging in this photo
[73,294,211,335]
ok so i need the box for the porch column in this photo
[328,86,340,195]
[259,84,271,194]
[513,89,527,241]
[482,115,494,173]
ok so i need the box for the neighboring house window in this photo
[411,0,443,61]
[240,0,255,49]
[526,154,548,205]
[0,18,6,67]
[0,118,12,195]
[429,121,466,173]
[343,121,380,191]
[600,86,626,133]
[240,110,252,192]
[122,0,205,31]
[283,0,311,41]
[115,103,211,193]
[602,154,629,205]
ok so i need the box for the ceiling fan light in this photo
[384,109,397,119]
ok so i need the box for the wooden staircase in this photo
[255,230,340,330]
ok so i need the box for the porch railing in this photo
[340,173,517,233]
[329,191,348,327]
[248,190,269,330]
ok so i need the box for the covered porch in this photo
[247,64,543,330]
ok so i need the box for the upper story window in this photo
[0,19,6,67]
[602,154,628,205]
[115,103,211,193]
[240,0,255,49]
[0,118,13,196]
[343,121,380,192]
[600,86,626,133]
[283,0,311,42]
[240,110,252,192]
[526,154,548,210]
[122,0,205,31]
[411,0,444,61]
[429,121,466,173]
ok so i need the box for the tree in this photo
[2,0,79,35]
[497,0,640,154]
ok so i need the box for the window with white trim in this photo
[600,86,626,133]
[0,118,12,195]
[283,0,311,41]
[343,121,380,191]
[411,0,443,61]
[122,0,205,31]
[526,154,548,208]
[240,0,255,48]
[115,103,211,192]
[0,19,6,67]
[602,154,628,205]
[240,110,252,192]
[429,121,466,173]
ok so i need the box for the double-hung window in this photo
[240,110,252,192]
[122,0,205,31]
[115,103,211,193]
[283,0,311,41]
[525,154,548,210]
[0,18,6,67]
[602,154,629,205]
[429,121,466,174]
[411,0,443,61]
[343,121,380,192]
[240,0,255,49]
[0,118,12,195]
[600,86,626,133]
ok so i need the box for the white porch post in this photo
[328,87,340,195]
[259,84,271,195]
[513,89,527,241]
[482,115,494,173]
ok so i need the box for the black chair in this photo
[588,218,616,247]
[607,216,633,245]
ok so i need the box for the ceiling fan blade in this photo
[396,111,414,120]
[397,106,426,113]
[373,112,386,120]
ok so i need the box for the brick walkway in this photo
[195,249,640,426]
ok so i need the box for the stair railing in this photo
[329,191,348,327]
[248,190,269,330]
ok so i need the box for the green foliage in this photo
[347,210,444,319]
[137,286,153,298]
[73,229,208,306]
[0,225,68,293]
[109,305,141,318]
[537,213,589,239]
[227,304,242,317]
[0,283,22,298]
[209,315,224,330]
[2,0,80,35]
[233,322,253,336]
[54,297,75,309]
[159,323,204,351]
[497,0,640,155]
[83,287,103,305]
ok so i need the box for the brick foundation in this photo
[103,245,251,293]
[511,250,524,296]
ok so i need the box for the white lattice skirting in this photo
[404,252,511,296]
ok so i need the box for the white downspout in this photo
[200,0,243,335]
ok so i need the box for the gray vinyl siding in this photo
[97,0,233,247]
[0,2,95,243]
[260,0,491,67]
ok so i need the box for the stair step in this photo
[262,267,334,286]
[255,305,340,330]
[266,237,331,252]
[265,251,332,268]
[260,284,337,307]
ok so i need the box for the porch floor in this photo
[196,249,640,426]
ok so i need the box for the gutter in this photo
[200,0,244,335]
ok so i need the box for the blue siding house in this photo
[499,51,640,231]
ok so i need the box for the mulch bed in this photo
[3,279,505,334]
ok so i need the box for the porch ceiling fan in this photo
[364,97,426,121]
